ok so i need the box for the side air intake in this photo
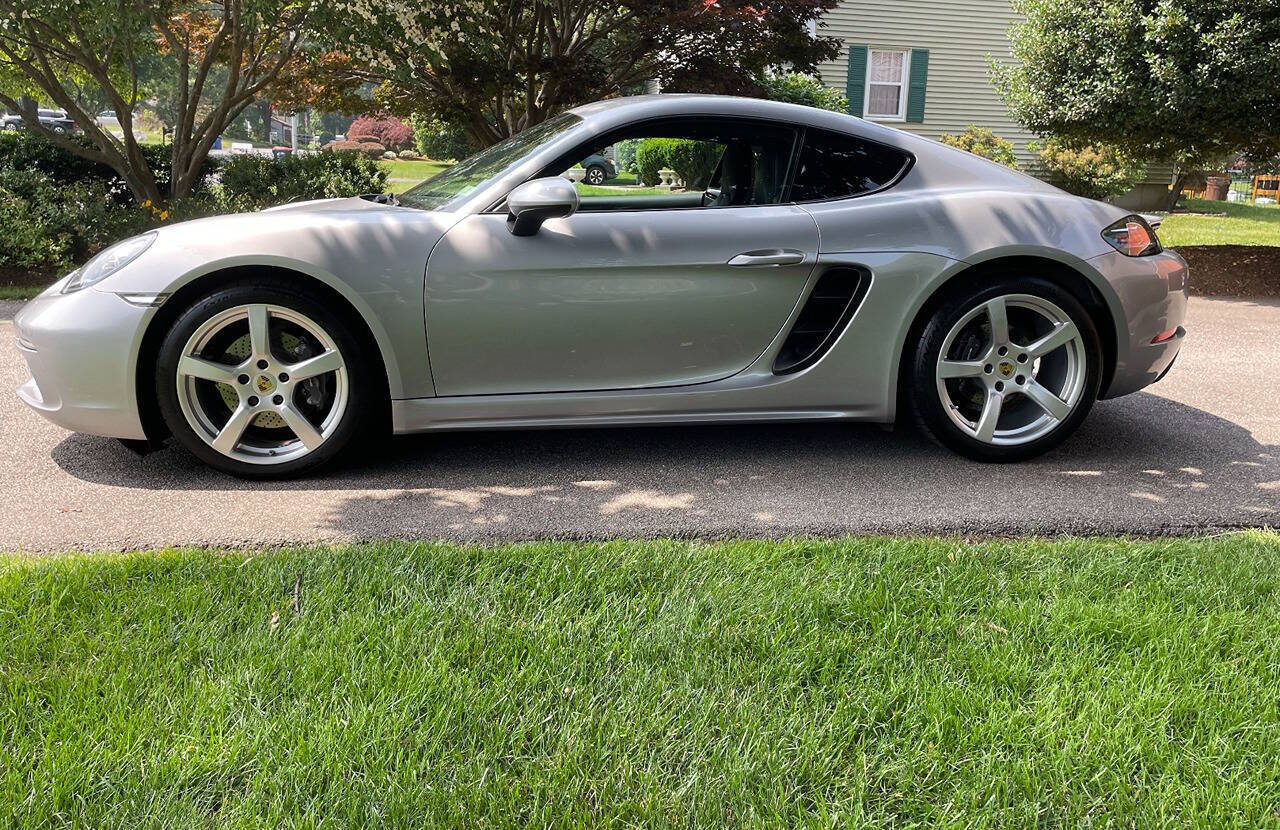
[773,267,869,375]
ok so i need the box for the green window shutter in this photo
[906,49,929,123]
[846,44,868,117]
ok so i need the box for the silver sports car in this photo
[15,95,1188,478]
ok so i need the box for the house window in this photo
[865,49,909,120]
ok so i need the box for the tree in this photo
[992,0,1280,209]
[308,0,840,147]
[0,0,313,204]
[757,71,847,112]
[347,115,413,150]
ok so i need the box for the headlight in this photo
[62,232,157,293]
[1101,215,1161,257]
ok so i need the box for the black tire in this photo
[585,165,607,185]
[907,277,1103,462]
[155,280,380,479]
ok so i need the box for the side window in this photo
[789,128,910,202]
[552,120,797,211]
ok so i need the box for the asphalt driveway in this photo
[1,296,1275,551]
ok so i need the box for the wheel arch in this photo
[892,253,1121,422]
[135,263,394,443]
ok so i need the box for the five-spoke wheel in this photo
[910,278,1101,461]
[156,282,376,478]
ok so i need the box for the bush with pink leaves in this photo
[346,116,413,151]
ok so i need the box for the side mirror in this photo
[506,177,580,236]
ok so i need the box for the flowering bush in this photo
[1033,137,1146,201]
[347,115,413,151]
[939,126,1019,168]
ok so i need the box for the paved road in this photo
[1,297,1275,551]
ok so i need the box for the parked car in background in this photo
[581,153,618,185]
[95,111,148,142]
[2,107,77,133]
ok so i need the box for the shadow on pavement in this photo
[49,391,1277,537]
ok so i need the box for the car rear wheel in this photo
[156,282,376,478]
[585,165,607,185]
[908,278,1102,461]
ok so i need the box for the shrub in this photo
[634,138,722,188]
[939,126,1019,168]
[411,115,476,161]
[0,129,218,203]
[382,150,397,160]
[634,138,673,186]
[1033,137,1147,201]
[323,139,386,159]
[0,169,158,269]
[614,138,640,173]
[758,72,849,113]
[666,140,722,189]
[219,150,389,210]
[0,179,71,268]
[398,149,421,160]
[347,115,413,151]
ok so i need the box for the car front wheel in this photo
[156,281,377,478]
[585,165,607,185]
[908,278,1102,462]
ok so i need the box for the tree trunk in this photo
[1165,172,1187,212]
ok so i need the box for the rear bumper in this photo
[13,283,150,440]
[1090,248,1190,399]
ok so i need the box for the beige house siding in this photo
[815,0,1173,194]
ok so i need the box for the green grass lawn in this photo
[4,533,1280,827]
[379,158,451,190]
[1159,198,1280,247]
[0,284,41,301]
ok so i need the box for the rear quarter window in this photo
[789,128,911,202]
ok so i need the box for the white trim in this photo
[863,48,911,122]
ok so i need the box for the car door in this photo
[424,121,819,397]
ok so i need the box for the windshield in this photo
[398,112,583,211]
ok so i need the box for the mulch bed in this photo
[1174,245,1280,297]
[0,265,57,293]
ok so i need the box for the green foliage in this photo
[3,534,1280,825]
[309,1,840,147]
[665,140,722,190]
[614,138,641,173]
[410,115,477,162]
[219,151,389,210]
[1033,137,1146,201]
[757,71,848,112]
[0,169,154,270]
[0,130,219,202]
[939,126,1019,168]
[633,138,672,187]
[634,138,722,188]
[994,0,1280,172]
[0,183,70,269]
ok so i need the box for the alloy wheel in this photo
[174,304,348,465]
[934,294,1087,446]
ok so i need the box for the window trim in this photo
[863,48,911,122]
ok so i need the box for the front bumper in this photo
[1090,248,1190,399]
[14,282,151,440]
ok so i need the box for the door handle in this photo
[728,249,807,267]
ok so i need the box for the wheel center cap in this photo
[998,361,1015,378]
[255,374,275,394]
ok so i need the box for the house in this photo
[813,0,1172,209]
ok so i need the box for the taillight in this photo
[1101,215,1162,257]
